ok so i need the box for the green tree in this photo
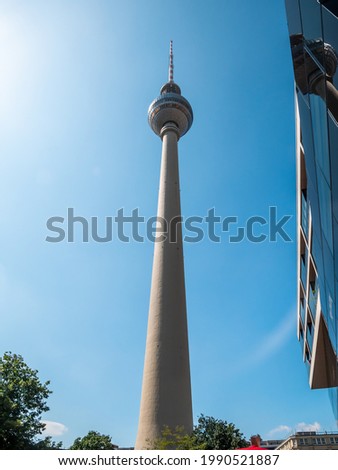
[152,415,248,450]
[34,436,63,450]
[192,415,248,450]
[0,352,60,449]
[69,431,117,450]
[151,425,207,450]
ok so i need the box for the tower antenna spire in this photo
[169,40,174,83]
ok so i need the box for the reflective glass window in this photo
[307,322,314,351]
[325,275,336,341]
[322,6,338,91]
[334,218,338,281]
[309,279,318,319]
[300,326,304,342]
[323,232,334,291]
[300,0,323,57]
[308,180,321,240]
[301,190,309,238]
[336,276,338,326]
[285,0,302,35]
[319,276,328,322]
[326,301,337,359]
[295,55,310,104]
[333,393,338,421]
[305,349,311,373]
[310,93,330,184]
[321,1,338,20]
[304,39,326,73]
[321,235,335,351]
[300,297,306,326]
[328,118,338,221]
[329,388,338,420]
[311,231,324,278]
[301,249,308,291]
[298,95,317,185]
[302,50,326,106]
[335,277,338,354]
[317,166,333,251]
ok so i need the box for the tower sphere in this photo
[148,84,193,138]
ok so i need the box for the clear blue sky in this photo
[1,0,337,448]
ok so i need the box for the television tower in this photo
[135,41,193,449]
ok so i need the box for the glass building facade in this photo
[285,0,338,419]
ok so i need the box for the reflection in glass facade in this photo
[285,0,338,418]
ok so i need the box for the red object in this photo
[238,445,266,450]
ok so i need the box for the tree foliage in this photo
[152,415,249,450]
[34,436,63,450]
[192,415,248,450]
[69,431,117,450]
[0,352,59,449]
[151,425,207,450]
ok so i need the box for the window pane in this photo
[298,95,317,185]
[328,118,338,221]
[312,232,324,278]
[321,1,338,20]
[308,180,321,240]
[317,166,333,251]
[322,5,338,90]
[285,0,302,35]
[302,191,309,238]
[301,249,308,291]
[300,0,323,42]
[334,218,338,285]
[310,93,330,184]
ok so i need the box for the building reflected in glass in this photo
[285,0,338,420]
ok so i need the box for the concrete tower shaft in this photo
[135,43,193,450]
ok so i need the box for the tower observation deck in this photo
[135,41,193,450]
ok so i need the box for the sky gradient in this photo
[1,0,337,447]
